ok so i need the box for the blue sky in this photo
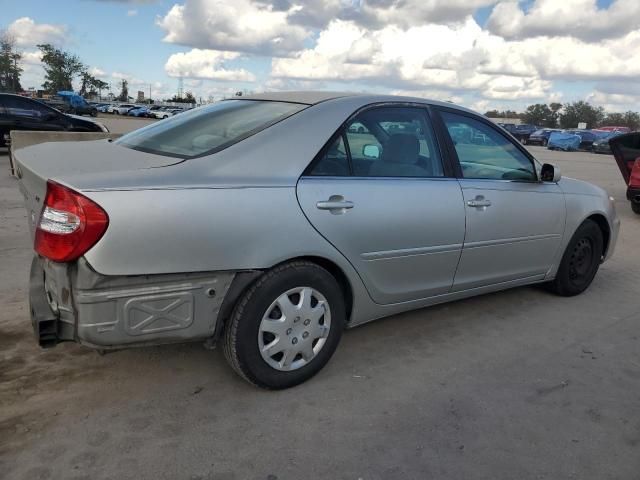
[2,0,637,112]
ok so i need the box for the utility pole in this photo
[11,54,19,93]
[149,83,152,103]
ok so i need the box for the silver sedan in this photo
[16,92,620,389]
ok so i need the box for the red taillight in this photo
[35,180,109,262]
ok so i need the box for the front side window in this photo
[441,111,536,181]
[117,100,304,158]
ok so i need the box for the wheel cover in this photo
[258,287,331,372]
[569,238,593,280]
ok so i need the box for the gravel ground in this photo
[1,134,639,479]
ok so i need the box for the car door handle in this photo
[467,197,492,208]
[316,195,354,214]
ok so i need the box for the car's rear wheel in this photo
[547,219,603,296]
[631,202,640,215]
[223,261,345,389]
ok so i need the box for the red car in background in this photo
[598,126,631,133]
[610,133,640,214]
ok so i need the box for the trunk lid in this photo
[13,139,179,239]
[610,132,640,186]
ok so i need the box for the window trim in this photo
[303,102,454,179]
[432,106,540,182]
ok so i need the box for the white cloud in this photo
[282,0,498,29]
[487,0,640,42]
[89,67,107,77]
[164,49,256,81]
[6,17,67,47]
[127,9,138,16]
[157,0,310,56]
[270,18,554,102]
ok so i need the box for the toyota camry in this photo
[15,92,620,389]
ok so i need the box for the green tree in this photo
[79,71,95,97]
[522,104,554,127]
[0,32,22,92]
[166,91,196,104]
[559,101,605,129]
[604,111,640,131]
[38,43,84,93]
[116,79,129,102]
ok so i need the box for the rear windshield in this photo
[116,100,305,158]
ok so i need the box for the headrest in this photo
[382,134,419,164]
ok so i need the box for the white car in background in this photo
[152,108,174,119]
[114,104,137,115]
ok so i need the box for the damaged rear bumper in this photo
[29,256,240,349]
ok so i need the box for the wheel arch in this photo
[213,255,355,344]
[585,213,611,257]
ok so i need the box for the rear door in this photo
[435,108,566,291]
[297,105,466,305]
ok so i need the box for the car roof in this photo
[236,90,477,113]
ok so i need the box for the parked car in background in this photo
[512,124,538,144]
[152,107,175,119]
[54,91,98,117]
[114,103,137,115]
[106,104,118,114]
[592,131,624,154]
[599,126,631,134]
[96,104,110,113]
[566,129,601,150]
[127,106,151,117]
[41,97,72,114]
[15,92,619,389]
[610,132,640,214]
[548,131,581,151]
[527,129,560,146]
[0,93,107,148]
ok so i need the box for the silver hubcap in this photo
[258,287,331,372]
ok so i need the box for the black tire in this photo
[632,202,640,215]
[223,261,346,389]
[90,110,98,117]
[548,219,603,296]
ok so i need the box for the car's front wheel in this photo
[547,219,603,296]
[631,202,640,215]
[223,261,345,389]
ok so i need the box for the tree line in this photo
[486,101,640,131]
[0,31,131,101]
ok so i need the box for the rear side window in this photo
[308,106,444,178]
[3,96,52,119]
[116,100,305,158]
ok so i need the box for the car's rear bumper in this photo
[29,256,240,350]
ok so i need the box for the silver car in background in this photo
[15,92,620,389]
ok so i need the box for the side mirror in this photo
[541,163,561,182]
[363,144,380,159]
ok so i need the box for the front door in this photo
[437,109,566,291]
[297,105,466,305]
